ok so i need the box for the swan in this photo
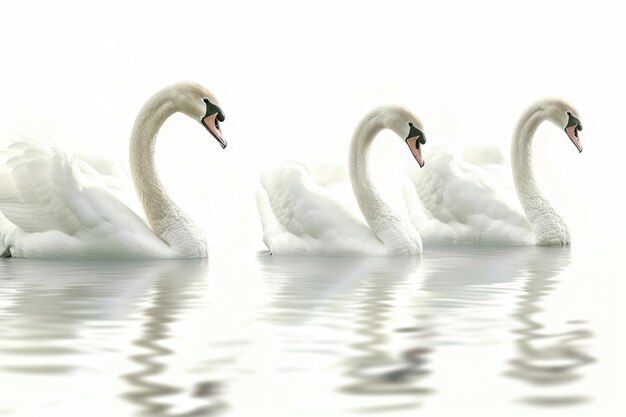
[408,98,583,246]
[0,81,226,258]
[256,105,427,255]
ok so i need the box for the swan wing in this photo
[73,149,144,217]
[257,162,384,255]
[0,138,171,257]
[409,145,533,244]
[0,141,85,235]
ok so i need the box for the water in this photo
[0,245,620,416]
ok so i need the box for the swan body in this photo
[257,105,426,255]
[410,98,583,246]
[0,82,226,258]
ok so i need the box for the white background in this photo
[0,0,624,254]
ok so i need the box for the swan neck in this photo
[511,106,568,243]
[348,113,421,253]
[512,108,540,194]
[129,92,206,256]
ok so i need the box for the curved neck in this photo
[511,106,568,244]
[348,112,421,253]
[129,91,207,256]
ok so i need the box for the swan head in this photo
[544,99,583,153]
[379,105,426,167]
[174,82,227,149]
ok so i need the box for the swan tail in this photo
[0,246,11,258]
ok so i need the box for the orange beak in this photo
[202,113,227,149]
[406,135,425,167]
[565,124,582,153]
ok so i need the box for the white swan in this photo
[409,98,583,246]
[257,105,426,255]
[0,81,226,258]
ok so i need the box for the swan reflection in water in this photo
[0,259,231,417]
[118,260,231,416]
[418,245,595,407]
[0,247,596,415]
[257,246,596,412]
[257,255,433,412]
[505,247,595,406]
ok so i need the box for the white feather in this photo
[257,162,385,255]
[0,136,173,257]
[408,144,533,244]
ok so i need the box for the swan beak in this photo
[565,124,582,153]
[202,113,227,149]
[406,136,425,167]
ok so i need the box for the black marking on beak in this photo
[204,98,225,122]
[406,122,426,148]
[566,111,582,131]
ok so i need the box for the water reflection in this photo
[419,246,544,345]
[257,247,597,412]
[0,246,599,416]
[340,260,434,414]
[120,260,229,416]
[258,256,432,412]
[0,259,229,417]
[417,246,595,408]
[505,247,595,406]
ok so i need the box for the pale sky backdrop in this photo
[0,0,624,256]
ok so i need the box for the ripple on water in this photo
[0,245,600,416]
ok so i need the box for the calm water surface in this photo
[0,245,620,416]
